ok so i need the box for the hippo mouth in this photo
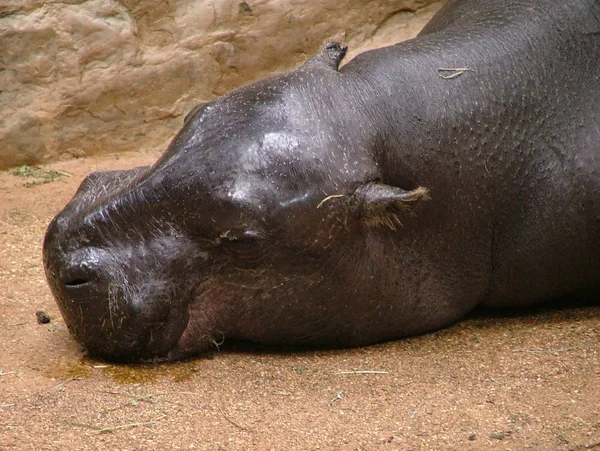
[162,297,224,362]
[164,312,215,362]
[164,322,195,362]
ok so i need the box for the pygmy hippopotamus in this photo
[43,0,600,362]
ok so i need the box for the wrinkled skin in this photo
[44,0,600,362]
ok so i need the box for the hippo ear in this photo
[304,42,348,71]
[184,102,208,125]
[350,182,430,230]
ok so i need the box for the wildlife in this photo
[43,0,600,362]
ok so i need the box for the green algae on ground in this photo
[11,165,70,187]
[46,358,202,384]
[46,360,94,380]
[100,361,202,384]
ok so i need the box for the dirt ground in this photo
[1,149,599,450]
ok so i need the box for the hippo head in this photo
[43,47,429,362]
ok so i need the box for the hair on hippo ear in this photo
[350,182,430,230]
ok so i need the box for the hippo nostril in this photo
[59,258,100,290]
[64,278,91,288]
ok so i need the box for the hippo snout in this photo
[42,190,202,362]
[44,243,186,361]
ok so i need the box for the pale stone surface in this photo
[0,0,444,169]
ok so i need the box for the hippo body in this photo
[44,0,600,362]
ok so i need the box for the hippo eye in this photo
[218,229,263,242]
[219,229,266,263]
[219,230,238,241]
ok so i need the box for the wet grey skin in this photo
[43,0,600,362]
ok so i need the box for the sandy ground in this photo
[1,147,599,450]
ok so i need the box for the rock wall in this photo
[0,0,444,169]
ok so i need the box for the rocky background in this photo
[0,0,444,169]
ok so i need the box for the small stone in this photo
[36,311,51,324]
